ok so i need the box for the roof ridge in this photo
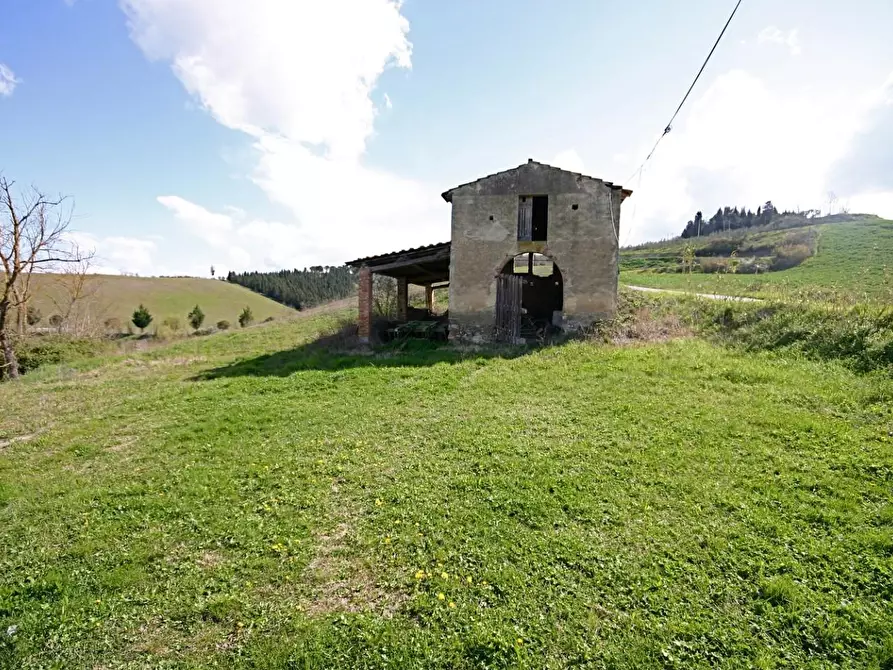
[441,159,626,202]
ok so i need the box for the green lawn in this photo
[621,220,893,302]
[1,311,892,668]
[26,274,296,331]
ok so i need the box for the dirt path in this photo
[624,285,762,302]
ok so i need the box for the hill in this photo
[621,218,893,301]
[1,304,891,667]
[23,274,297,333]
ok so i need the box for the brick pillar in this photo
[425,285,434,313]
[397,277,409,322]
[358,267,372,343]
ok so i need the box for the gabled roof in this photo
[345,242,451,284]
[345,241,451,268]
[441,158,632,203]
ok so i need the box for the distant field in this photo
[621,220,893,301]
[1,307,892,667]
[25,274,296,331]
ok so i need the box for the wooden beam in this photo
[363,249,451,274]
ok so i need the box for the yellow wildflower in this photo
[441,571,448,579]
[448,601,456,608]
[466,576,473,584]
[516,638,523,645]
[414,570,425,579]
[375,499,383,506]
[437,593,445,601]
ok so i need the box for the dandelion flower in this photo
[449,601,456,608]
[516,638,523,645]
[441,571,448,579]
[375,499,383,507]
[437,592,445,600]
[415,570,425,579]
[466,576,473,583]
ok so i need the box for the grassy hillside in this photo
[2,309,892,667]
[621,219,893,301]
[24,274,296,331]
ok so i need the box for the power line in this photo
[625,0,745,184]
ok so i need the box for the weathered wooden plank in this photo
[518,197,533,242]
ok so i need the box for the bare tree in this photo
[47,258,104,337]
[827,191,838,216]
[0,177,91,379]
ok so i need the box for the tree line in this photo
[680,201,808,238]
[225,266,356,310]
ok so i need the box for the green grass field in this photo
[25,274,296,331]
[621,220,893,302]
[2,309,892,668]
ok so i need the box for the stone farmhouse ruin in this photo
[347,159,632,343]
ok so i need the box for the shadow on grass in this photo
[191,330,535,379]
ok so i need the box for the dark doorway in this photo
[496,253,563,341]
[517,195,548,241]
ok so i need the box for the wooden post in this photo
[358,267,372,343]
[425,284,434,313]
[397,277,409,322]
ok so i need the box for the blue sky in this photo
[2,0,893,276]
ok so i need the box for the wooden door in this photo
[495,273,522,342]
[517,197,533,241]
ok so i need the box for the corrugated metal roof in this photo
[345,241,451,267]
[441,158,632,202]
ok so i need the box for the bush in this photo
[770,244,812,271]
[132,305,153,332]
[187,305,205,331]
[161,316,182,332]
[48,314,64,330]
[698,257,730,274]
[104,317,123,333]
[217,320,231,330]
[262,316,275,323]
[699,300,893,373]
[238,306,254,328]
[13,335,109,375]
[26,306,42,326]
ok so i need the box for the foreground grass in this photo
[1,312,892,668]
[621,220,893,302]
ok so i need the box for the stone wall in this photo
[447,162,623,341]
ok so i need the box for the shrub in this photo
[13,335,109,375]
[700,300,893,373]
[48,314,64,331]
[262,316,275,323]
[770,244,812,271]
[26,306,42,326]
[698,257,730,274]
[217,320,231,330]
[132,305,153,332]
[187,305,205,331]
[238,306,254,328]
[161,316,182,332]
[104,317,123,333]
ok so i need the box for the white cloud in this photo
[157,195,233,247]
[827,72,893,215]
[621,69,868,244]
[0,64,20,97]
[66,232,160,275]
[757,26,802,57]
[122,0,447,270]
[550,149,586,174]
